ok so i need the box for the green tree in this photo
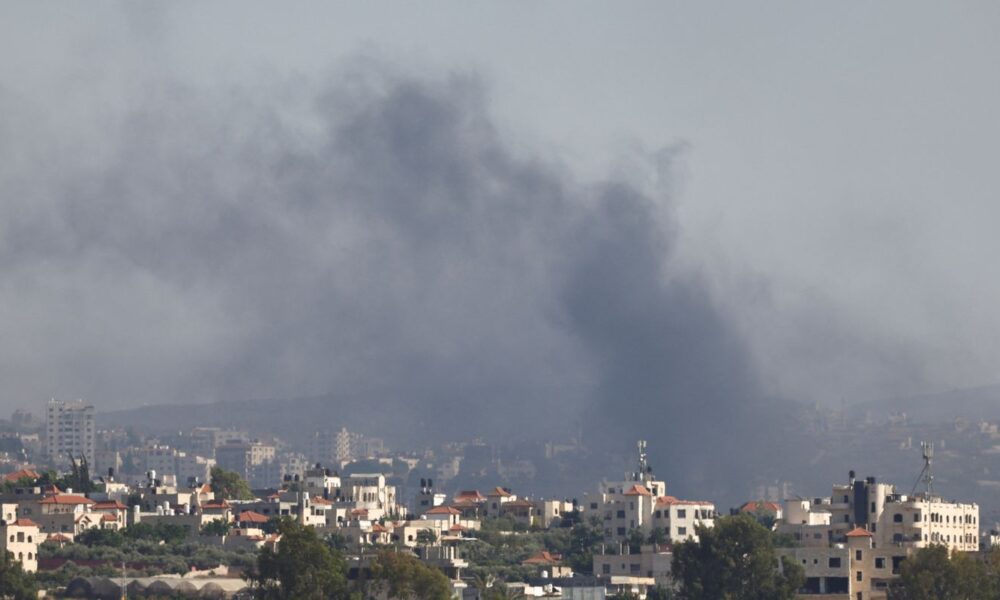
[565,518,604,574]
[77,528,125,547]
[201,519,233,537]
[248,519,348,600]
[363,549,451,600]
[210,466,255,501]
[888,544,991,600]
[646,586,677,600]
[416,528,438,547]
[672,514,804,600]
[0,550,38,600]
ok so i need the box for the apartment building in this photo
[45,399,95,467]
[776,471,981,599]
[584,443,715,545]
[215,440,277,488]
[778,472,979,553]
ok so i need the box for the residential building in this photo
[215,440,277,488]
[1,517,40,572]
[45,399,95,467]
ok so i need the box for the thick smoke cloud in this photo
[0,65,766,496]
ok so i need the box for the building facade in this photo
[45,399,95,467]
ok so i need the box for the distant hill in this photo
[855,383,1000,423]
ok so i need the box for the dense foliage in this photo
[247,519,349,600]
[0,550,38,600]
[365,549,452,600]
[672,514,803,600]
[889,545,1000,600]
[39,521,256,586]
[210,466,255,500]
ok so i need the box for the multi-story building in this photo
[0,517,40,572]
[777,471,980,554]
[45,399,95,467]
[215,440,277,488]
[584,441,715,545]
[776,470,981,599]
[309,427,355,466]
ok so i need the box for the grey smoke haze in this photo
[0,62,761,452]
[5,3,1000,485]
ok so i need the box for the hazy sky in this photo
[2,1,1000,417]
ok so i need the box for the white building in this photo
[45,398,95,467]
[584,441,715,545]
[1,518,40,572]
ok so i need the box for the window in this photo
[654,511,661,518]
[914,513,921,522]
[844,515,850,523]
[616,510,626,519]
[590,503,598,510]
[856,550,863,561]
[602,564,610,574]
[829,557,841,568]
[893,513,903,523]
[617,527,626,536]
[678,509,687,518]
[857,571,863,582]
[678,527,687,535]
[875,557,885,569]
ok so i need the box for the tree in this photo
[0,550,38,600]
[363,549,451,600]
[888,544,992,600]
[565,518,604,574]
[248,519,348,600]
[201,519,233,537]
[416,528,438,547]
[210,467,255,501]
[672,514,804,600]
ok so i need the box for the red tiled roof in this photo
[40,494,95,505]
[488,487,512,497]
[623,484,652,497]
[92,500,128,510]
[522,551,562,565]
[846,527,873,538]
[426,506,461,515]
[454,490,486,502]
[311,497,333,506]
[3,469,40,482]
[449,524,465,532]
[236,511,269,524]
[203,500,230,509]
[45,533,71,542]
[739,501,782,514]
[10,518,39,528]
[351,508,369,517]
[101,514,118,522]
[371,523,389,533]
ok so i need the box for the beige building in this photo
[45,398,95,467]
[1,518,40,572]
[594,544,673,587]
[781,527,901,599]
[215,440,277,488]
[777,471,981,599]
[778,472,979,553]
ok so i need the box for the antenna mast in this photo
[636,440,648,483]
[911,441,934,497]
